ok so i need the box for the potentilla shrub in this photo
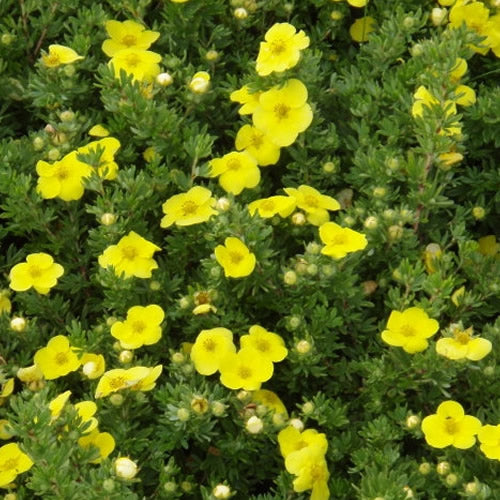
[0,0,499,498]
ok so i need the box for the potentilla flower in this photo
[81,353,106,379]
[278,426,328,458]
[78,430,116,463]
[48,390,72,419]
[114,457,138,479]
[34,335,81,380]
[284,185,340,226]
[349,16,377,42]
[256,22,310,76]
[9,253,64,295]
[111,304,165,349]
[76,137,121,180]
[252,389,288,416]
[478,424,500,460]
[102,20,160,57]
[449,57,467,83]
[36,151,93,201]
[42,44,84,68]
[209,151,260,195]
[190,327,236,375]
[219,348,274,390]
[248,195,296,219]
[74,401,98,434]
[235,124,281,166]
[436,325,492,361]
[0,379,14,407]
[214,237,256,278]
[109,48,161,82]
[94,367,151,398]
[128,365,163,391]
[381,307,440,354]
[453,84,476,106]
[449,0,491,54]
[253,79,313,147]
[98,231,161,279]
[319,222,368,259]
[230,85,262,115]
[0,291,11,315]
[160,186,218,228]
[88,124,110,137]
[240,325,288,363]
[421,400,481,449]
[0,442,34,488]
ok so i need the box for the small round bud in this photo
[64,65,76,77]
[302,402,315,415]
[178,296,191,309]
[52,131,67,146]
[373,187,386,198]
[392,269,402,281]
[431,8,447,26]
[103,479,115,492]
[4,494,17,500]
[210,266,222,278]
[156,72,173,87]
[190,396,209,414]
[211,401,226,417]
[10,316,26,332]
[321,264,335,278]
[386,157,400,170]
[406,415,420,429]
[246,415,264,434]
[47,148,60,161]
[118,350,134,364]
[291,212,306,226]
[59,110,75,122]
[189,71,210,94]
[234,7,248,19]
[306,242,321,255]
[44,124,56,134]
[176,408,190,421]
[100,212,116,225]
[364,216,378,229]
[171,352,185,364]
[216,197,230,211]
[446,473,458,486]
[272,412,287,427]
[472,206,485,220]
[106,316,117,327]
[296,340,311,354]
[419,462,431,475]
[383,209,395,220]
[362,280,378,295]
[330,10,343,21]
[32,136,45,150]
[112,341,121,352]
[289,418,304,431]
[295,261,308,275]
[236,390,250,402]
[343,215,355,227]
[213,484,231,499]
[283,270,297,285]
[149,280,161,291]
[483,366,495,377]
[464,482,480,495]
[403,16,415,28]
[403,486,414,499]
[410,43,424,57]
[163,481,177,493]
[181,363,194,375]
[306,264,318,276]
[388,225,404,240]
[288,316,301,330]
[0,420,14,440]
[1,33,13,45]
[322,161,336,173]
[436,461,450,475]
[109,394,124,406]
[205,50,220,62]
[181,481,193,492]
[114,457,138,479]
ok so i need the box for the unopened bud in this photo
[411,43,424,57]
[10,316,26,332]
[406,415,421,429]
[103,479,115,492]
[32,136,45,150]
[213,484,231,499]
[47,148,60,161]
[364,216,378,229]
[189,71,210,94]
[388,225,403,240]
[288,316,301,330]
[109,394,124,406]
[234,7,248,19]
[464,481,480,495]
[437,461,450,475]
[59,110,75,122]
[289,418,304,431]
[343,215,355,227]
[362,280,378,295]
[283,270,297,285]
[296,340,311,354]
[291,212,306,225]
[306,264,318,276]
[246,415,263,434]
[216,197,230,211]
[302,402,314,415]
[419,462,431,475]
[100,212,116,225]
[177,408,190,421]
[164,481,177,493]
[114,457,138,479]
[205,50,220,62]
[211,401,226,417]
[149,280,161,291]
[431,8,447,26]
[322,161,336,173]
[171,352,185,364]
[1,34,13,45]
[373,187,386,198]
[156,72,173,87]
[118,350,133,364]
[236,390,250,402]
[330,10,343,21]
[446,473,458,486]
[472,206,485,220]
[181,481,193,492]
[190,396,209,414]
[403,16,416,28]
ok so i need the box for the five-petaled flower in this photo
[436,325,492,361]
[109,48,161,82]
[248,195,296,219]
[478,424,500,460]
[421,400,481,449]
[42,44,84,68]
[190,327,236,375]
[235,124,280,166]
[240,325,288,364]
[34,335,81,380]
[214,237,256,278]
[102,20,160,57]
[285,185,340,226]
[9,253,64,295]
[319,222,367,259]
[94,367,151,398]
[0,442,34,488]
[76,137,121,180]
[209,151,260,195]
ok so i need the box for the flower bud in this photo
[472,206,485,220]
[330,10,343,21]
[464,481,480,495]
[156,72,173,87]
[295,340,311,354]
[343,215,355,227]
[59,110,75,122]
[406,415,420,429]
[163,481,177,493]
[100,212,116,225]
[246,415,263,434]
[236,390,250,402]
[388,225,404,240]
[190,396,209,414]
[234,7,248,19]
[106,316,117,327]
[149,280,161,291]
[386,157,400,170]
[189,71,210,94]
[295,260,308,274]
[364,216,378,229]
[289,418,304,431]
[483,366,495,377]
[118,350,134,364]
[10,316,26,332]
[213,484,231,499]
[64,65,76,77]
[403,486,414,499]
[362,280,378,295]
[181,481,193,492]
[418,462,431,475]
[306,264,318,276]
[291,212,306,225]
[431,8,447,26]
[32,136,45,150]
[373,187,386,198]
[288,316,301,330]
[211,401,226,417]
[302,402,315,415]
[103,479,115,492]
[322,161,336,173]
[283,270,297,285]
[4,494,17,500]
[446,473,458,486]
[1,33,13,45]
[47,148,61,161]
[205,50,220,62]
[114,457,138,480]
[272,412,287,427]
[171,352,185,364]
[216,197,230,211]
[0,420,14,440]
[112,341,122,352]
[321,265,335,278]
[403,16,415,28]
[17,365,43,383]
[109,394,124,406]
[176,408,190,421]
[436,461,450,475]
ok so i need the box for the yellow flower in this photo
[436,326,492,361]
[17,365,43,383]
[451,286,466,306]
[111,304,165,349]
[48,390,72,419]
[284,185,340,226]
[209,151,260,195]
[74,401,98,434]
[349,16,377,43]
[98,231,161,279]
[412,86,458,124]
[478,425,500,460]
[219,348,274,390]
[215,237,256,278]
[381,307,439,354]
[478,235,499,257]
[88,124,110,137]
[36,152,93,201]
[78,430,115,463]
[192,303,217,315]
[81,353,106,379]
[143,146,160,162]
[129,365,163,391]
[421,400,481,449]
[252,390,288,416]
[348,0,368,6]
[449,58,467,83]
[449,0,491,54]
[109,48,161,82]
[248,195,296,219]
[42,44,83,68]
[438,152,463,168]
[252,79,313,147]
[240,325,288,363]
[256,23,310,76]
[319,222,368,259]
[423,243,442,273]
[453,84,476,106]
[0,443,34,488]
[235,125,281,166]
[34,335,81,380]
[9,253,64,295]
[94,367,151,398]
[76,137,121,180]
[278,426,328,458]
[0,291,11,315]
[160,186,218,228]
[230,85,262,115]
[190,327,236,375]
[102,20,160,57]
[0,420,14,440]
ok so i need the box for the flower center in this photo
[46,54,60,65]
[400,325,416,337]
[454,330,471,345]
[109,376,125,389]
[444,417,457,434]
[194,291,210,305]
[261,200,275,212]
[332,234,347,245]
[181,200,198,216]
[251,133,264,148]
[270,39,287,55]
[227,159,241,171]
[121,245,138,260]
[125,53,140,68]
[121,34,137,47]
[29,266,42,278]
[304,195,319,209]
[57,167,69,181]
[274,103,290,120]
[1,457,19,472]
[55,352,69,365]
[229,252,243,264]
[256,339,270,352]
[238,366,252,379]
[132,320,146,334]
[310,463,326,481]
[203,338,216,352]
